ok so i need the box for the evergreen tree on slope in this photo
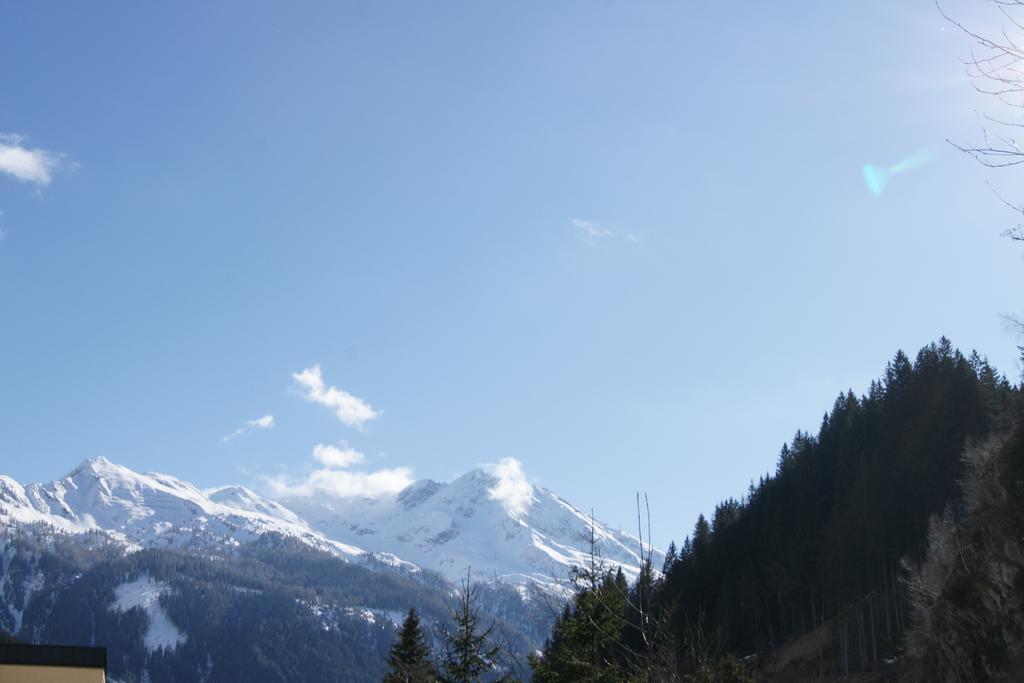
[438,576,502,683]
[384,608,436,683]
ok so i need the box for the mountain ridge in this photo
[0,456,659,594]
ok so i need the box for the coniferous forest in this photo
[529,339,1024,681]
[0,531,546,682]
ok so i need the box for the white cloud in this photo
[250,415,275,429]
[573,219,614,238]
[0,134,66,186]
[485,458,534,515]
[264,438,409,499]
[222,414,275,442]
[292,365,380,429]
[265,465,412,499]
[625,233,640,243]
[312,442,366,468]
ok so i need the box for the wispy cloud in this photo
[222,414,275,443]
[0,134,72,239]
[0,133,67,187]
[266,466,413,499]
[312,442,366,468]
[276,366,399,497]
[573,218,642,245]
[292,365,380,429]
[485,457,534,515]
[265,442,411,499]
[573,218,614,239]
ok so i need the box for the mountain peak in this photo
[67,455,132,480]
[454,458,535,516]
[206,484,255,498]
[0,457,362,559]
[74,454,121,470]
[2,457,659,592]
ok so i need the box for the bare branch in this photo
[942,0,1024,241]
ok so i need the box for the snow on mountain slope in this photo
[0,544,44,636]
[206,484,306,526]
[0,458,659,596]
[111,575,185,652]
[282,464,662,590]
[0,458,363,558]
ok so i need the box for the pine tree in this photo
[661,541,678,575]
[530,563,631,682]
[438,575,502,683]
[691,515,711,558]
[384,608,436,683]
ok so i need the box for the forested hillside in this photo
[532,339,1023,680]
[1,531,548,682]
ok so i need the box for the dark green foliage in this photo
[530,567,630,682]
[531,339,1020,680]
[438,577,502,683]
[1,531,547,682]
[681,654,753,683]
[26,543,399,682]
[652,339,1016,674]
[385,609,436,683]
[661,542,677,575]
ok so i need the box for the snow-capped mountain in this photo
[0,458,658,594]
[0,457,362,558]
[282,466,659,591]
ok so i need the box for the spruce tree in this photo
[661,541,678,574]
[438,576,502,683]
[530,564,630,682]
[384,608,436,683]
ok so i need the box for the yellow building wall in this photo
[0,663,104,683]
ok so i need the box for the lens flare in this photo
[862,148,935,195]
[862,164,888,195]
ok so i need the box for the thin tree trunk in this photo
[883,562,892,642]
[761,592,775,646]
[857,600,868,670]
[840,611,849,678]
[869,593,878,665]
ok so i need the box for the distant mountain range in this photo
[0,456,655,589]
[0,457,659,681]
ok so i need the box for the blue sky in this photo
[1,0,1021,546]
